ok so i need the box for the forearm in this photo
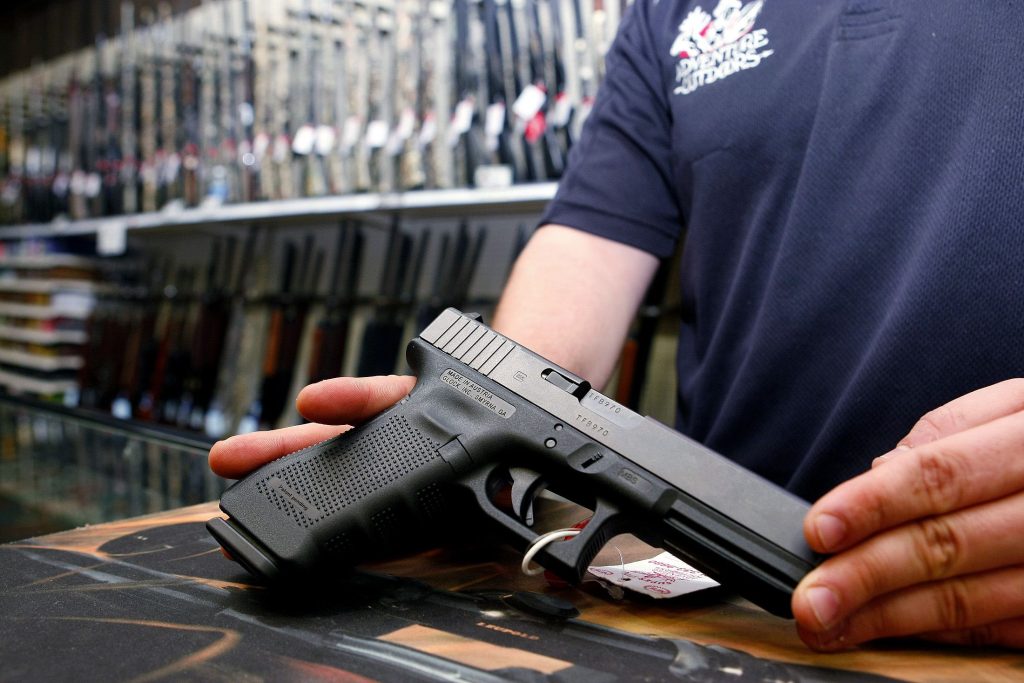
[492,224,660,390]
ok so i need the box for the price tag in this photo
[342,116,363,151]
[395,108,417,141]
[512,83,546,121]
[315,125,337,155]
[485,102,506,138]
[98,220,128,256]
[447,98,475,147]
[473,164,513,189]
[418,112,437,146]
[550,92,573,128]
[84,173,102,198]
[253,132,270,159]
[291,124,317,155]
[587,551,720,599]
[365,120,390,149]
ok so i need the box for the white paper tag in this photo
[291,124,317,155]
[85,173,103,198]
[473,164,513,189]
[253,132,271,159]
[342,116,363,151]
[396,108,417,141]
[550,92,573,128]
[587,551,720,599]
[315,125,337,155]
[418,112,437,146]
[512,83,547,121]
[97,220,128,256]
[365,119,390,149]
[450,98,476,142]
[485,102,506,138]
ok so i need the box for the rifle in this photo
[186,235,239,427]
[3,76,26,224]
[250,0,273,201]
[48,63,71,222]
[350,2,374,193]
[448,0,485,188]
[229,228,277,434]
[120,1,139,215]
[262,0,293,201]
[290,0,328,198]
[179,10,203,207]
[216,0,241,205]
[112,258,161,419]
[391,0,426,191]
[307,220,364,384]
[138,8,159,213]
[568,0,597,142]
[206,225,260,437]
[257,234,319,429]
[505,0,546,182]
[547,0,578,157]
[355,216,423,376]
[533,0,568,177]
[413,219,486,333]
[236,0,259,202]
[156,2,181,210]
[418,0,455,190]
[315,0,346,195]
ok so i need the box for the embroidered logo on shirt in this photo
[670,0,774,95]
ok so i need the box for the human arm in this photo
[792,379,1024,650]
[492,223,660,388]
[209,223,658,479]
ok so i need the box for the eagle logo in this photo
[670,0,773,95]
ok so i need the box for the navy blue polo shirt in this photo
[541,0,1024,500]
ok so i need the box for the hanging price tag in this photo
[418,112,437,146]
[365,120,390,149]
[588,551,720,599]
[315,125,337,155]
[97,220,128,256]
[550,92,573,128]
[512,83,547,121]
[342,116,363,151]
[291,125,317,155]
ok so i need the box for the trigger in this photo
[508,467,545,527]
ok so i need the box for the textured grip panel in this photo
[254,413,439,529]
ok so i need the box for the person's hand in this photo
[792,379,1024,650]
[208,375,416,479]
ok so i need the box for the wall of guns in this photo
[1,214,533,438]
[0,0,627,226]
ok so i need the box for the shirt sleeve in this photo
[540,0,683,258]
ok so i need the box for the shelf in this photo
[0,325,87,345]
[0,348,83,371]
[0,254,100,269]
[0,368,77,395]
[0,278,105,294]
[0,301,95,320]
[0,183,559,239]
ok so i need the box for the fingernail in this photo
[814,513,846,550]
[806,585,840,629]
[871,444,911,468]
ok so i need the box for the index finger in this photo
[209,422,352,479]
[296,375,416,424]
[805,410,1024,553]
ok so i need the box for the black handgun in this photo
[208,309,820,617]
